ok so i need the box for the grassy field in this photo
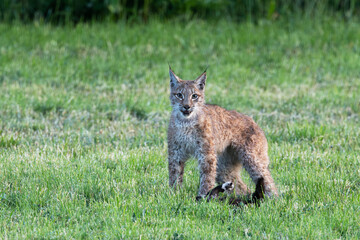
[0,17,359,239]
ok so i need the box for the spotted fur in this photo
[167,67,278,198]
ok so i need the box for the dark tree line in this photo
[1,0,359,23]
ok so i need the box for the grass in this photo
[0,17,359,238]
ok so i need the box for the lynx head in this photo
[169,67,206,119]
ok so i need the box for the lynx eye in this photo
[192,94,198,100]
[175,93,183,99]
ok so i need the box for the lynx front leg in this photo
[168,145,188,189]
[197,152,217,196]
[168,160,185,188]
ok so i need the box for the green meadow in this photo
[0,18,359,238]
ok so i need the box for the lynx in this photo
[167,67,278,199]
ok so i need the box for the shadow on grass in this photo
[33,101,64,115]
[0,135,19,148]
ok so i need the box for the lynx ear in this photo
[195,71,206,90]
[169,66,180,88]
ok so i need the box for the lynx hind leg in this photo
[252,177,266,201]
[242,153,278,198]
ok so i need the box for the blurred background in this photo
[1,0,359,23]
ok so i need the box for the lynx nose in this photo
[184,105,190,110]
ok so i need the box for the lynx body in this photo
[167,68,278,198]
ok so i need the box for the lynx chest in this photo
[171,122,200,156]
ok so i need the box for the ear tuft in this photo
[169,67,180,87]
[195,71,206,90]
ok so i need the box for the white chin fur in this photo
[183,113,193,118]
[178,110,194,119]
